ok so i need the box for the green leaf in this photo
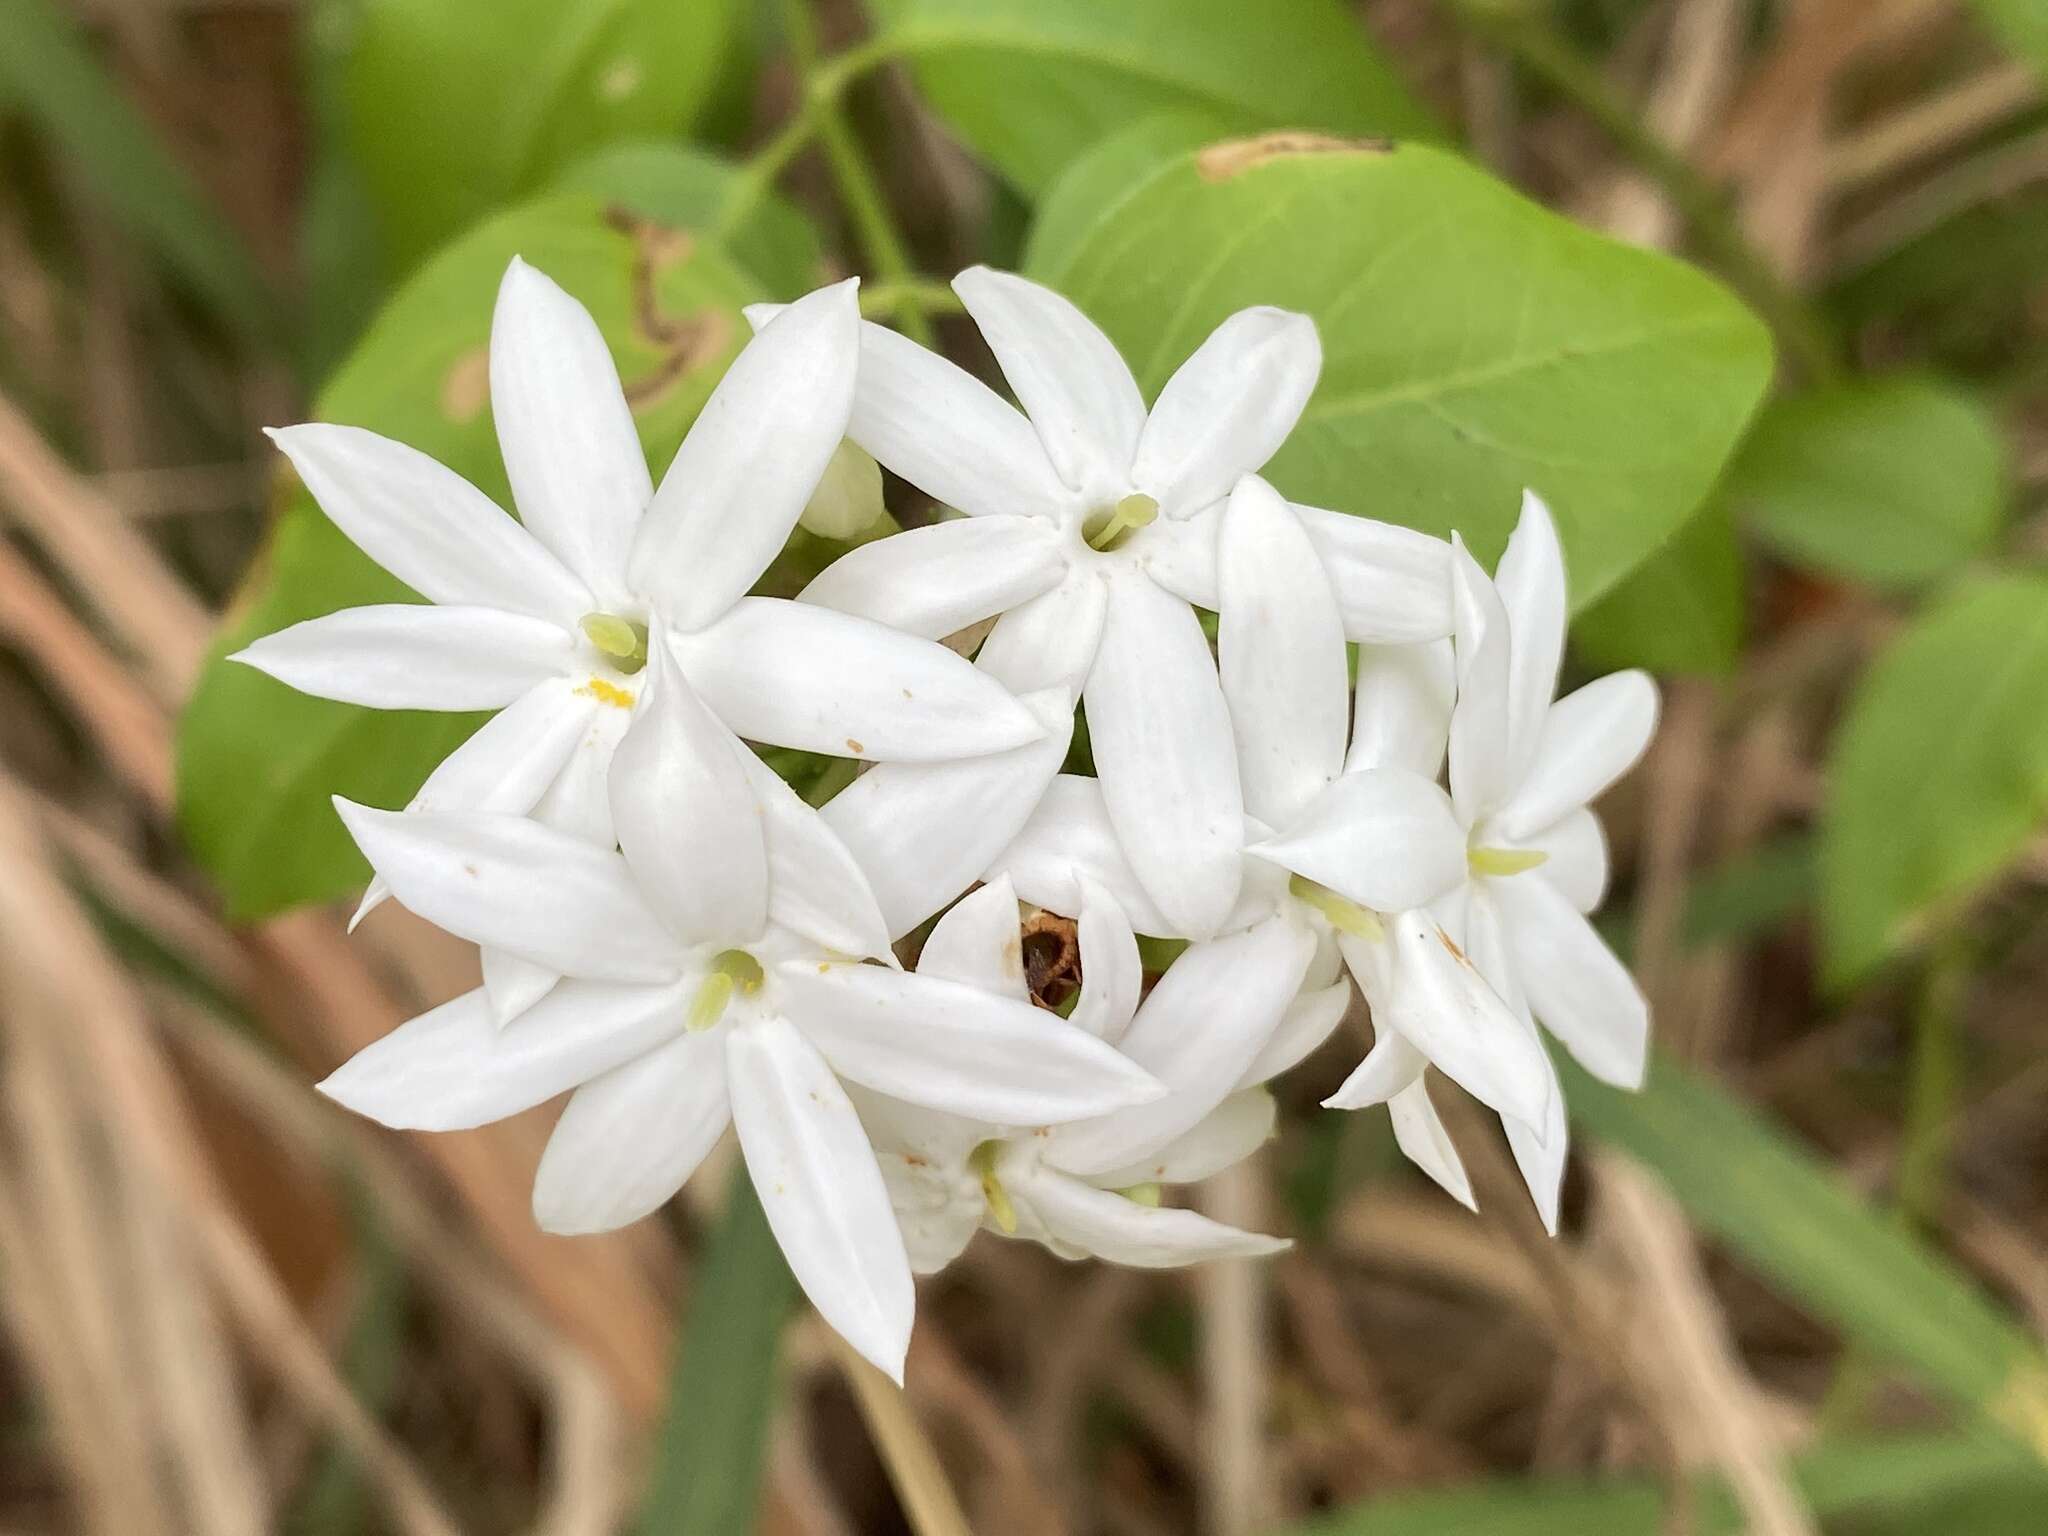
[1573,502,1745,675]
[871,0,1440,195]
[1284,1432,2048,1535]
[1021,112,1231,274]
[1728,377,2009,591]
[176,193,759,918]
[1972,0,2048,72]
[1028,138,1774,606]
[1819,574,2048,987]
[553,141,825,298]
[637,1170,797,1536]
[342,0,741,270]
[0,0,283,343]
[1564,1053,2047,1440]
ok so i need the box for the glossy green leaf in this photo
[553,141,825,298]
[1021,112,1230,274]
[1028,138,1774,606]
[636,1170,797,1536]
[1287,1432,2047,1535]
[176,194,759,917]
[1729,378,2009,590]
[1820,574,2048,987]
[1573,502,1745,675]
[342,0,741,270]
[0,0,283,343]
[871,0,1440,195]
[1565,1053,2047,1440]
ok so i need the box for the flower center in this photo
[1287,874,1385,941]
[1467,846,1549,878]
[579,611,649,674]
[1081,492,1159,552]
[968,1140,1018,1233]
[685,949,765,1033]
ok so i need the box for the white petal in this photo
[333,799,677,982]
[917,875,1028,999]
[973,566,1109,694]
[676,598,1045,760]
[610,637,767,948]
[1496,490,1567,783]
[984,772,1175,938]
[1492,870,1650,1089]
[1043,916,1312,1177]
[1237,975,1351,1090]
[232,604,572,711]
[1321,1020,1426,1110]
[490,258,649,605]
[1085,571,1244,938]
[1504,1040,1568,1235]
[1448,534,1513,823]
[633,280,860,631]
[532,1030,730,1233]
[776,961,1163,1125]
[1068,876,1142,1044]
[1218,475,1348,828]
[1339,911,1553,1132]
[870,1136,984,1276]
[740,752,892,961]
[1091,1089,1277,1188]
[1011,1169,1287,1267]
[799,515,1065,640]
[1494,671,1659,841]
[480,949,559,1026]
[1388,1079,1477,1213]
[953,267,1146,501]
[1347,641,1455,778]
[726,1015,913,1383]
[839,315,1071,521]
[1141,502,1219,608]
[1521,809,1609,914]
[822,687,1074,940]
[317,979,689,1131]
[1251,767,1468,915]
[530,696,634,846]
[1130,307,1320,519]
[269,424,590,624]
[1292,503,1455,643]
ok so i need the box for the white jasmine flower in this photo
[314,638,1160,1382]
[751,269,1453,940]
[858,877,1298,1273]
[233,262,1044,1018]
[994,477,1558,1219]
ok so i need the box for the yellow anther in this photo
[1119,1182,1163,1207]
[1468,846,1549,878]
[577,677,636,710]
[1287,874,1385,942]
[579,611,650,673]
[969,1141,1018,1234]
[685,950,764,1032]
[1084,492,1160,552]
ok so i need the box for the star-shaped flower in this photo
[315,638,1159,1381]
[752,269,1453,940]
[857,877,1298,1273]
[234,262,1043,1017]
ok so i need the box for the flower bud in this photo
[798,440,885,539]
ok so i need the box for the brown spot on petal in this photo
[1195,131,1394,181]
[440,346,490,423]
[845,738,864,755]
[1437,927,1469,964]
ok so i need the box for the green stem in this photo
[858,277,966,322]
[765,2,937,347]
[1436,0,1842,384]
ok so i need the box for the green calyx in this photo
[1468,845,1549,878]
[1287,874,1385,941]
[968,1140,1018,1234]
[579,611,650,673]
[685,949,765,1033]
[1083,492,1159,552]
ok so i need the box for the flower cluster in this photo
[237,262,1657,1382]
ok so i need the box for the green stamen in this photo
[1287,874,1385,941]
[1119,1182,1163,1208]
[1084,492,1159,552]
[1468,846,1549,878]
[685,949,764,1032]
[579,612,650,674]
[969,1140,1018,1233]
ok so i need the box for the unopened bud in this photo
[798,440,885,539]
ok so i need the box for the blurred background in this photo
[2,0,2047,1532]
